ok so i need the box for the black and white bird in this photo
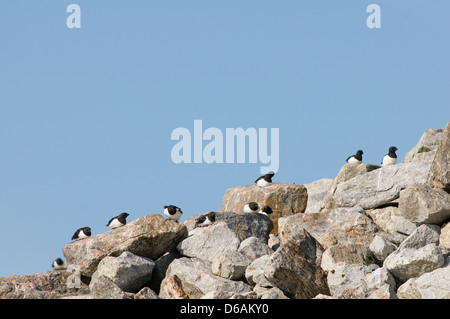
[195,212,216,228]
[346,150,364,164]
[164,205,183,222]
[243,202,259,213]
[255,171,275,187]
[52,258,67,270]
[71,226,91,240]
[259,206,273,218]
[381,146,398,167]
[106,212,129,229]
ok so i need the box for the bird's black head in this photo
[266,171,275,177]
[119,212,129,218]
[55,258,64,265]
[83,227,91,235]
[357,150,364,155]
[262,206,273,214]
[389,146,398,153]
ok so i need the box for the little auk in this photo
[52,258,67,270]
[346,150,363,164]
[106,212,129,229]
[164,205,183,222]
[243,202,259,213]
[71,227,91,240]
[195,212,216,228]
[382,146,398,167]
[259,206,273,218]
[255,171,275,187]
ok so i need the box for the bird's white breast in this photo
[382,155,397,166]
[347,157,362,164]
[256,179,270,187]
[108,218,123,229]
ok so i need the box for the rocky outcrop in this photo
[427,121,450,192]
[219,182,307,234]
[62,214,187,277]
[2,124,449,300]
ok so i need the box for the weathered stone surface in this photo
[440,222,450,253]
[280,206,382,250]
[237,237,273,261]
[259,287,289,299]
[383,244,445,282]
[368,206,417,238]
[62,214,188,277]
[427,121,450,192]
[89,275,131,299]
[89,252,155,293]
[397,224,440,250]
[397,256,450,299]
[264,240,329,299]
[176,221,240,262]
[215,211,274,242]
[159,275,203,299]
[160,257,251,297]
[211,250,252,280]
[397,183,450,224]
[321,244,376,273]
[220,183,307,234]
[332,161,432,209]
[403,128,444,163]
[0,270,89,299]
[321,163,381,210]
[134,287,159,299]
[148,250,180,294]
[304,178,333,214]
[326,264,379,299]
[245,255,273,287]
[369,235,397,263]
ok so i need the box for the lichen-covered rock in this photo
[0,270,89,299]
[402,128,444,163]
[62,214,187,277]
[219,183,307,234]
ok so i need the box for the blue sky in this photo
[0,1,449,277]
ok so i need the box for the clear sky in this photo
[1,1,449,277]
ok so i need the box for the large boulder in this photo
[427,121,450,193]
[397,183,450,225]
[321,163,381,210]
[332,161,432,210]
[397,256,450,299]
[62,214,188,277]
[160,257,251,298]
[263,225,329,299]
[219,183,307,234]
[89,252,155,293]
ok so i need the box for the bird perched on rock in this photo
[164,205,183,222]
[259,206,273,218]
[195,212,216,228]
[106,212,129,229]
[243,202,259,213]
[346,150,364,164]
[255,171,275,187]
[382,146,398,167]
[52,258,67,270]
[71,226,91,240]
